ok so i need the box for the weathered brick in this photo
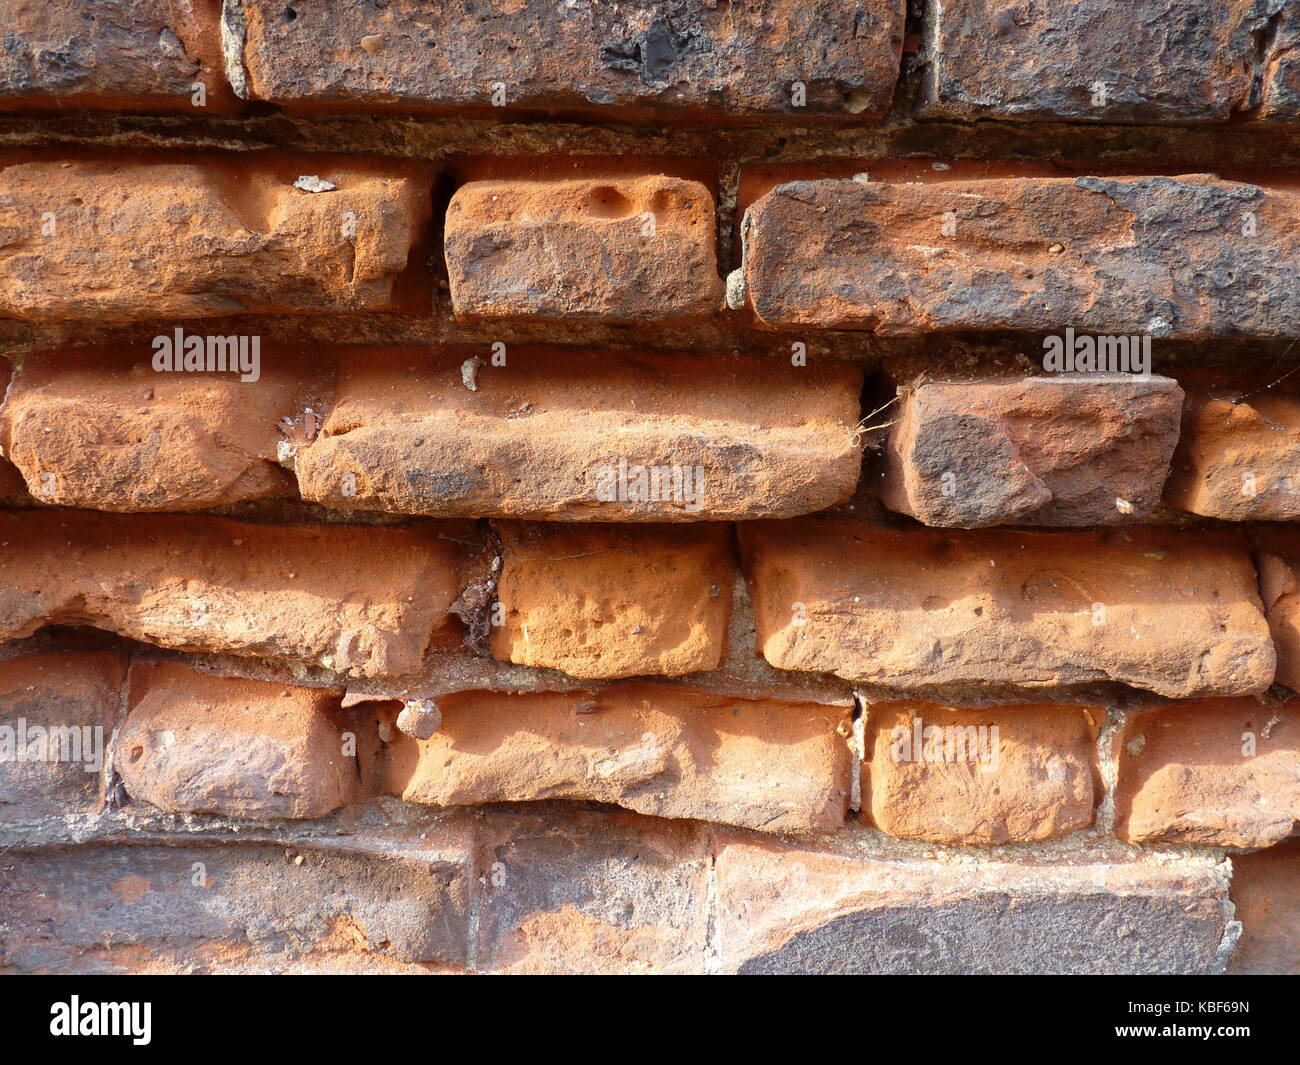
[117,662,357,820]
[1164,384,1300,521]
[714,831,1236,974]
[372,683,851,834]
[1260,3,1300,122]
[295,348,863,521]
[1115,698,1299,848]
[0,360,25,499]
[1253,527,1300,690]
[739,521,1274,699]
[236,0,906,121]
[1228,841,1300,974]
[0,832,473,973]
[445,176,722,324]
[0,510,470,679]
[864,702,1097,844]
[917,0,1271,124]
[0,651,123,821]
[490,522,733,680]
[0,348,317,512]
[0,0,232,112]
[0,155,429,321]
[877,374,1183,527]
[473,807,711,975]
[742,175,1300,339]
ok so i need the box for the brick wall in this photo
[0,0,1297,976]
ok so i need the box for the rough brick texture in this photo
[0,0,232,112]
[877,375,1184,527]
[445,176,722,324]
[0,651,122,821]
[0,510,468,679]
[740,521,1274,699]
[490,522,734,679]
[1115,698,1299,847]
[0,155,429,321]
[237,0,907,121]
[296,348,863,521]
[117,663,357,820]
[0,348,311,511]
[863,702,1098,844]
[918,0,1277,124]
[744,175,1300,338]
[371,684,850,835]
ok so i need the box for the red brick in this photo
[445,176,722,324]
[490,522,733,680]
[1165,385,1300,521]
[371,683,851,834]
[117,662,357,819]
[864,702,1098,844]
[0,650,123,820]
[295,348,863,521]
[917,0,1269,124]
[0,510,471,679]
[0,154,430,322]
[1228,842,1300,974]
[742,175,1300,339]
[0,347,318,512]
[236,0,906,121]
[1115,698,1299,848]
[0,0,233,112]
[739,520,1275,699]
[877,375,1183,527]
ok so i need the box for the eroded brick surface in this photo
[0,510,469,679]
[490,522,734,679]
[296,348,862,521]
[371,683,850,834]
[445,176,722,324]
[1115,698,1299,847]
[863,702,1098,844]
[877,375,1184,527]
[238,0,906,121]
[743,175,1300,338]
[0,156,429,321]
[117,662,357,820]
[740,521,1274,699]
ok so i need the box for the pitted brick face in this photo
[445,176,722,324]
[238,0,906,120]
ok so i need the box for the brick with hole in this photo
[445,176,722,324]
[0,0,234,112]
[0,510,471,679]
[1164,382,1300,521]
[237,0,906,122]
[1115,697,1300,848]
[116,662,357,819]
[0,154,430,321]
[917,0,1274,124]
[369,683,851,834]
[295,348,863,522]
[0,651,124,821]
[739,520,1275,699]
[489,522,733,680]
[0,347,322,512]
[742,174,1300,339]
[877,374,1184,527]
[863,702,1099,844]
